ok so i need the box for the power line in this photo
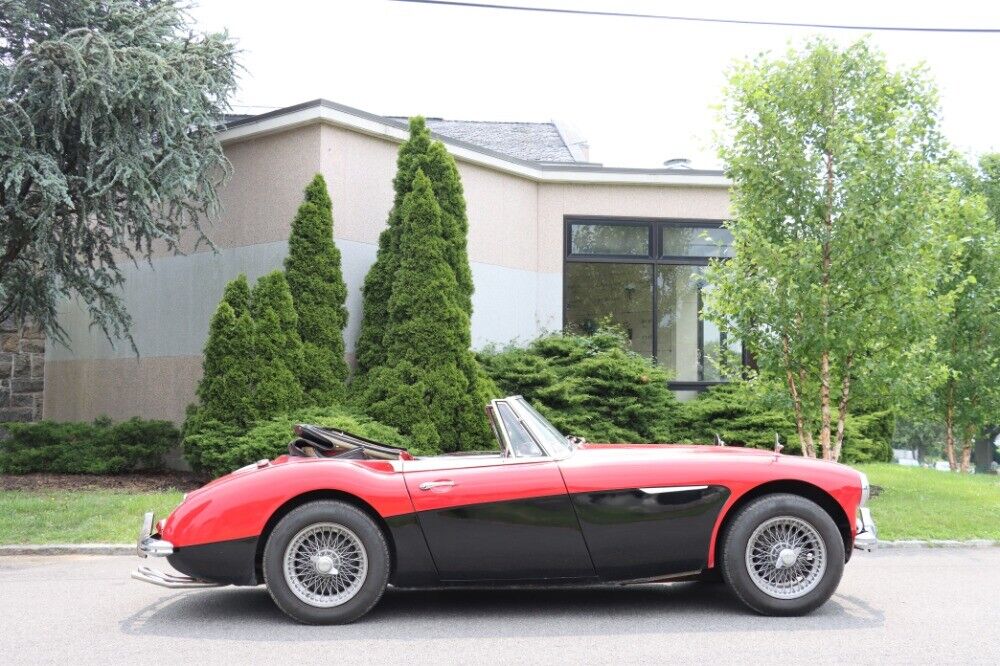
[389,0,1000,33]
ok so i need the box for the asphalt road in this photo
[1,549,997,665]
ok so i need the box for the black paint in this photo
[385,513,440,586]
[571,485,730,579]
[168,536,259,586]
[415,495,597,582]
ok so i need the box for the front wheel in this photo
[719,493,845,616]
[262,500,390,624]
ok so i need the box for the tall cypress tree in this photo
[355,117,477,378]
[221,273,251,316]
[360,170,491,452]
[195,301,257,428]
[284,174,349,404]
[250,271,304,417]
[355,117,434,377]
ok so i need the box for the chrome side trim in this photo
[639,485,709,495]
[131,566,223,589]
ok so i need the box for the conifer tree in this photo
[221,273,251,317]
[360,171,491,452]
[284,174,349,404]
[252,308,304,418]
[195,301,256,428]
[355,118,477,379]
[355,117,434,377]
[250,271,305,398]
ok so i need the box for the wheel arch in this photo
[253,489,397,584]
[710,480,853,569]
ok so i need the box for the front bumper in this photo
[131,511,222,589]
[854,507,878,552]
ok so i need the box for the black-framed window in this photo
[564,216,738,389]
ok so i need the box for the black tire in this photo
[719,493,845,616]
[262,500,390,624]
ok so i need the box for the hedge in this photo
[182,405,412,478]
[0,417,179,474]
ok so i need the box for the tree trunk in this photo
[960,425,974,473]
[819,350,832,460]
[798,366,816,458]
[944,380,957,471]
[783,336,813,458]
[819,150,834,461]
[833,356,853,462]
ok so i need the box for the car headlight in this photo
[858,472,870,506]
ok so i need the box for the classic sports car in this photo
[133,396,877,624]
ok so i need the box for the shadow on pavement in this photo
[120,582,883,640]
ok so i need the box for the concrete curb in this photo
[876,539,999,549]
[1,540,998,556]
[0,544,135,556]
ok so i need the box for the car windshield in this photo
[515,398,574,457]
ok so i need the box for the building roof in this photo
[386,117,587,164]
[219,99,728,187]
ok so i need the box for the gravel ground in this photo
[1,549,998,665]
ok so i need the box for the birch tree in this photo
[706,38,947,461]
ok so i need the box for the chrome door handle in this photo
[419,480,455,491]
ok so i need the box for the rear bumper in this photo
[854,507,878,552]
[136,511,174,558]
[131,565,222,589]
[132,511,223,589]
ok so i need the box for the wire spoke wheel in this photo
[283,522,368,608]
[744,515,827,600]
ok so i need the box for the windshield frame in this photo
[506,396,574,460]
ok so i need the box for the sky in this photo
[189,0,1000,169]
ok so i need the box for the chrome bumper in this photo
[136,511,174,558]
[132,511,222,589]
[854,507,878,552]
[131,565,222,589]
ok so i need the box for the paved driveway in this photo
[1,549,997,664]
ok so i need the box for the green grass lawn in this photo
[0,465,997,544]
[0,490,183,544]
[856,463,1000,541]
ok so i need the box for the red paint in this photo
[403,458,567,513]
[160,457,412,547]
[159,443,863,568]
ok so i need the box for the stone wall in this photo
[0,318,45,422]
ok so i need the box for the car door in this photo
[402,402,596,582]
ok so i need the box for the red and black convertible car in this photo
[133,396,876,624]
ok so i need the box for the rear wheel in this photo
[263,500,389,624]
[719,493,844,616]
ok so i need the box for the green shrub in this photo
[0,418,179,474]
[184,405,411,478]
[841,410,895,463]
[285,174,349,404]
[671,383,801,453]
[478,326,679,443]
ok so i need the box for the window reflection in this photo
[565,263,653,356]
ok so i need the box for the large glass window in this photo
[565,263,653,357]
[569,222,649,256]
[564,218,737,387]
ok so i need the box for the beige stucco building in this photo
[41,99,731,424]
